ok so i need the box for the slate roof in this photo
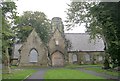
[13,43,22,59]
[65,33,104,52]
[13,33,105,59]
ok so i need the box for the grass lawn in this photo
[65,64,102,69]
[44,68,104,79]
[85,67,119,77]
[2,69,36,81]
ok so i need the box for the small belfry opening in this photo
[55,40,59,45]
[29,49,38,63]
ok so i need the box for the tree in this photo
[90,2,120,68]
[65,2,120,68]
[1,1,17,73]
[15,11,51,44]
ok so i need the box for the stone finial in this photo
[52,17,62,21]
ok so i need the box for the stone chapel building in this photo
[12,17,105,67]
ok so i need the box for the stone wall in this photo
[68,51,104,65]
[48,29,68,66]
[19,29,48,66]
[48,29,66,54]
[14,16,105,67]
[51,51,64,66]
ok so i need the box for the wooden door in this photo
[52,51,64,66]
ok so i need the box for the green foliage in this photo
[16,26,33,43]
[15,11,51,43]
[66,2,120,67]
[65,2,96,31]
[103,58,110,69]
[1,1,17,73]
[1,1,17,57]
[2,2,17,18]
[90,2,120,66]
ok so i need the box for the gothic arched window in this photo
[98,55,103,61]
[72,54,77,63]
[29,49,38,63]
[85,54,90,61]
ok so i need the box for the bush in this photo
[103,59,110,69]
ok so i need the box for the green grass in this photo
[44,68,104,79]
[3,69,36,81]
[66,64,119,77]
[65,64,102,69]
[85,67,119,76]
[11,66,18,69]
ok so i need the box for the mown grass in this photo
[66,64,119,77]
[85,67,119,76]
[11,65,47,69]
[44,68,104,79]
[2,69,36,81]
[65,64,102,69]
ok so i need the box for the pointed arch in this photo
[85,54,90,61]
[72,54,78,63]
[51,50,64,66]
[29,48,38,63]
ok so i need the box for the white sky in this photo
[15,0,86,33]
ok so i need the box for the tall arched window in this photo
[29,49,38,63]
[85,54,90,61]
[98,55,103,61]
[72,54,77,63]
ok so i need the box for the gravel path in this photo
[23,68,48,81]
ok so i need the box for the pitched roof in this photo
[12,43,22,59]
[65,33,104,52]
[12,33,105,59]
[12,29,46,59]
[19,28,47,51]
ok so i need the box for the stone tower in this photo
[51,17,64,33]
[48,17,67,66]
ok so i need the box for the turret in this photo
[51,17,64,33]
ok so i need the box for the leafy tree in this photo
[0,6,2,63]
[90,2,120,68]
[1,1,17,73]
[15,11,51,44]
[66,2,120,68]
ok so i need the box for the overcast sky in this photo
[15,0,86,33]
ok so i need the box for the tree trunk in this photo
[101,35,110,69]
[3,47,11,74]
